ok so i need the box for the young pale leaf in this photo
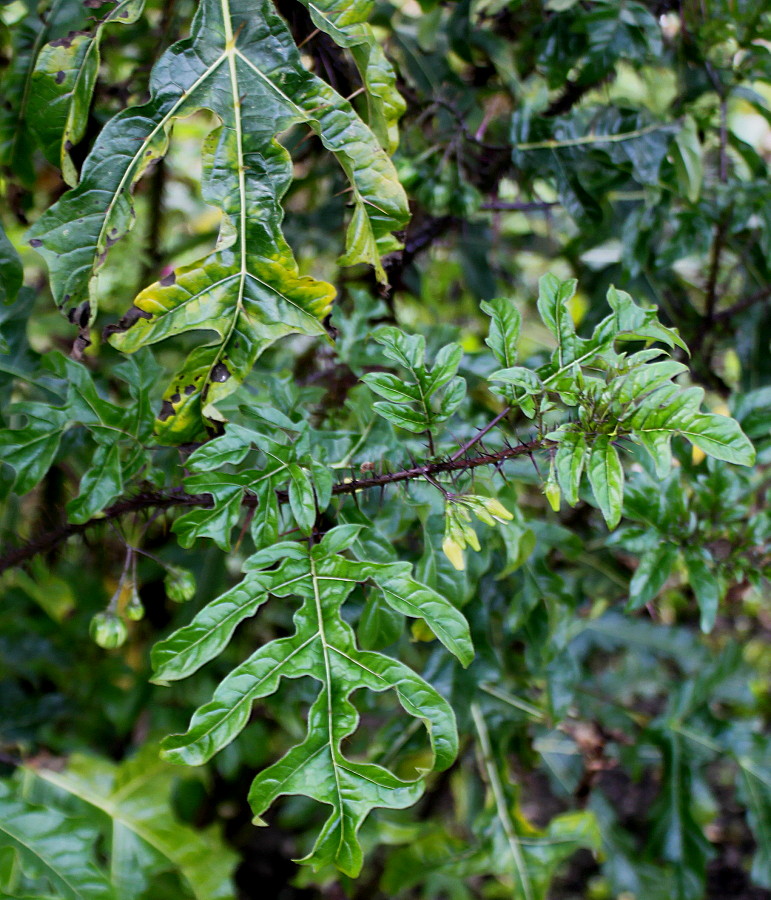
[480,297,521,368]
[536,274,578,367]
[288,464,316,534]
[587,436,624,528]
[155,547,461,876]
[29,0,408,442]
[0,783,113,900]
[555,432,587,506]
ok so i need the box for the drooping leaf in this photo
[27,0,146,186]
[298,0,405,152]
[587,436,624,528]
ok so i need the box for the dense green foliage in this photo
[0,1,770,897]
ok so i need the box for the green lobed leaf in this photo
[0,404,69,495]
[29,0,408,443]
[154,545,462,876]
[29,746,237,900]
[299,0,405,153]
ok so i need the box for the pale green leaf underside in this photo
[29,0,408,442]
[0,783,113,900]
[30,747,237,900]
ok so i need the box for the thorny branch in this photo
[0,436,554,574]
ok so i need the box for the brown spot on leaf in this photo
[71,328,91,360]
[158,400,175,421]
[211,363,231,382]
[160,272,176,286]
[55,71,66,84]
[170,392,181,403]
[29,238,43,248]
[65,140,73,151]
[49,30,85,48]
[102,305,152,338]
[67,301,91,328]
[184,384,196,395]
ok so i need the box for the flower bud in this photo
[544,477,561,512]
[90,611,128,649]
[164,566,196,603]
[442,536,465,571]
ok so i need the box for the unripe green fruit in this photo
[124,583,145,621]
[90,612,128,649]
[164,566,196,603]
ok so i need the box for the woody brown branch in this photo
[0,437,553,575]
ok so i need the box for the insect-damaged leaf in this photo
[28,0,409,443]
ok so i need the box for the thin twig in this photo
[480,200,560,212]
[713,286,771,321]
[450,406,511,461]
[471,702,534,900]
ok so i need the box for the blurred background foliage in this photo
[0,0,770,898]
